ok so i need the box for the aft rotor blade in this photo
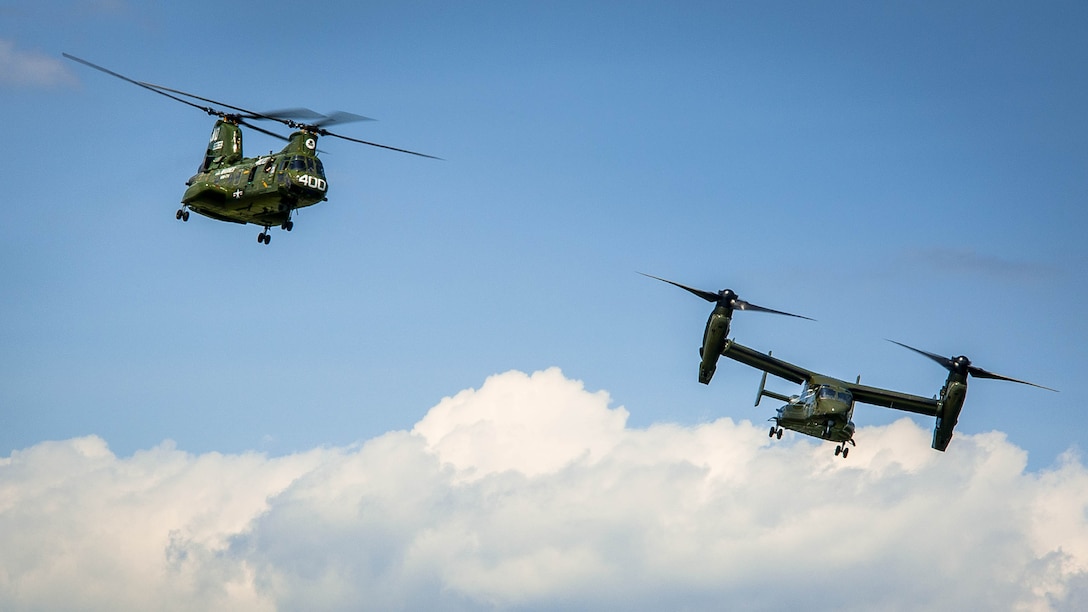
[138,81,292,127]
[320,131,442,159]
[887,340,955,370]
[63,53,218,116]
[967,366,1058,392]
[638,272,720,303]
[238,119,289,142]
[734,300,815,321]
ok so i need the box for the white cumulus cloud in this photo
[2,367,1087,611]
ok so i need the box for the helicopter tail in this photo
[200,119,243,172]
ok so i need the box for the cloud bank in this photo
[2,368,1086,611]
[0,39,75,88]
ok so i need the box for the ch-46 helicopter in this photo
[64,54,438,244]
[721,339,1056,458]
[640,273,814,384]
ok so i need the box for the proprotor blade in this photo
[887,340,955,370]
[888,340,1058,391]
[966,366,1058,391]
[638,273,720,303]
[734,299,815,321]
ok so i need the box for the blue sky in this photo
[2,2,1088,609]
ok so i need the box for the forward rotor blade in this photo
[734,300,815,321]
[254,108,374,127]
[638,272,720,303]
[65,54,436,158]
[256,107,326,121]
[320,131,442,159]
[887,340,955,370]
[314,111,374,127]
[967,366,1058,392]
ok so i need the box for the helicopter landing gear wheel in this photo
[175,208,189,222]
[835,445,849,458]
[769,426,776,438]
[281,220,294,232]
[769,426,783,439]
[258,231,271,245]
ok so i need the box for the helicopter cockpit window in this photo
[313,158,325,174]
[289,157,308,171]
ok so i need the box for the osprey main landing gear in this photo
[257,226,271,245]
[834,439,856,459]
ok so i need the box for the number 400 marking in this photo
[297,174,327,191]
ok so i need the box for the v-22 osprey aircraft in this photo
[725,339,1056,458]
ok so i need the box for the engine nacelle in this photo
[932,378,968,451]
[698,311,732,384]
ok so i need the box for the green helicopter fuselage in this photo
[181,120,328,228]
